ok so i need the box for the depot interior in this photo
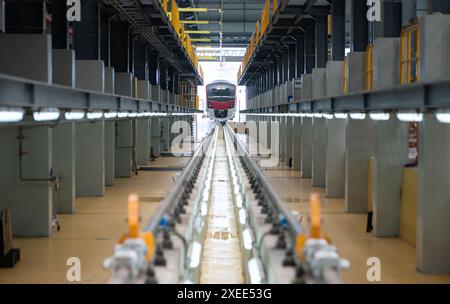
[0,0,450,284]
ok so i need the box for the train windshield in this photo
[207,84,235,102]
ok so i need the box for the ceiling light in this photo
[0,108,25,123]
[397,112,423,122]
[323,113,334,119]
[33,108,60,122]
[86,112,103,120]
[350,113,366,120]
[104,112,118,119]
[370,113,390,121]
[65,111,85,120]
[334,113,348,119]
[436,112,450,124]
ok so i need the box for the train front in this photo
[206,81,236,121]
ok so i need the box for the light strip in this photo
[248,258,264,284]
[65,111,85,120]
[350,113,366,120]
[243,229,254,250]
[87,112,103,120]
[334,113,348,119]
[33,108,60,122]
[0,108,25,123]
[323,113,334,120]
[104,112,118,119]
[436,112,450,124]
[397,112,423,122]
[188,242,202,268]
[370,113,390,121]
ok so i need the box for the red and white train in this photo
[206,80,236,121]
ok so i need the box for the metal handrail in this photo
[144,127,214,233]
[225,123,304,237]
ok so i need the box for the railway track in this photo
[104,122,349,284]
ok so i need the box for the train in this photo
[205,80,236,121]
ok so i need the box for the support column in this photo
[300,117,312,178]
[345,118,374,212]
[302,18,316,73]
[312,117,326,187]
[151,118,162,157]
[372,118,409,237]
[104,121,115,186]
[285,116,293,167]
[316,15,328,68]
[136,118,151,166]
[352,0,369,52]
[53,123,75,214]
[115,120,134,178]
[331,0,345,61]
[76,122,105,197]
[292,117,302,171]
[0,126,52,236]
[279,116,286,165]
[417,113,450,274]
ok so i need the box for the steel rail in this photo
[143,127,215,233]
[224,123,304,237]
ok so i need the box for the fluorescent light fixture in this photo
[350,113,366,120]
[370,113,390,121]
[236,193,244,209]
[243,229,254,250]
[397,112,423,122]
[323,113,334,120]
[313,113,323,118]
[248,258,264,284]
[128,112,137,118]
[65,111,85,120]
[87,112,103,120]
[118,112,129,118]
[436,112,450,124]
[0,108,25,123]
[305,113,314,118]
[104,112,118,119]
[33,108,60,122]
[201,202,208,216]
[334,113,348,119]
[239,209,247,225]
[188,241,202,268]
[136,113,146,117]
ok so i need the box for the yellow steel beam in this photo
[181,20,210,24]
[178,7,208,12]
[185,30,211,34]
[198,56,217,60]
[190,38,212,42]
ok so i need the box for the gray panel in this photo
[0,34,52,83]
[76,121,105,197]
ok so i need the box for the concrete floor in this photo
[264,166,450,284]
[0,157,189,284]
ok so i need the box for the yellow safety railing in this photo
[171,0,180,36]
[400,22,420,84]
[238,0,279,82]
[365,45,374,90]
[158,0,202,84]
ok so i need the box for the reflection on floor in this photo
[264,165,450,284]
[0,157,189,284]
